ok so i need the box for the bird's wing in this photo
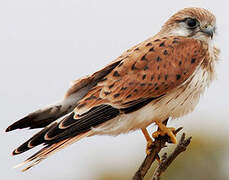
[75,36,207,114]
[11,36,208,171]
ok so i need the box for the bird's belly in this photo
[92,67,211,136]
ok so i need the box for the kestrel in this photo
[6,7,219,171]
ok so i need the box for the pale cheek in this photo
[192,32,212,43]
[169,27,190,36]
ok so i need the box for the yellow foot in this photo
[152,121,177,144]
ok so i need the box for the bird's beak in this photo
[200,25,215,39]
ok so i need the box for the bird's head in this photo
[159,7,216,43]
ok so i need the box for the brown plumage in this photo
[76,36,206,113]
[6,7,219,171]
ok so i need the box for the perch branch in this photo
[152,133,192,180]
[132,127,183,180]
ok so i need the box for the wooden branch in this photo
[152,133,192,180]
[132,127,183,180]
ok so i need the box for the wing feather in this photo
[76,36,207,114]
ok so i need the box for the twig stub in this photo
[132,128,191,180]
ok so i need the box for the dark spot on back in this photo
[172,40,178,44]
[191,58,196,64]
[109,83,115,89]
[159,42,165,47]
[163,50,168,55]
[140,83,146,86]
[142,74,146,80]
[144,65,149,70]
[154,39,160,42]
[176,74,181,80]
[179,61,182,66]
[114,93,120,98]
[156,56,162,62]
[149,47,155,52]
[165,74,168,80]
[151,75,154,80]
[131,62,138,70]
[126,94,132,99]
[154,83,158,87]
[134,47,139,51]
[141,54,147,61]
[146,42,152,46]
[155,87,159,90]
[121,87,127,91]
[158,75,161,80]
[134,89,138,93]
[113,71,120,77]
[104,91,111,96]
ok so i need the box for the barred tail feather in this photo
[15,130,93,172]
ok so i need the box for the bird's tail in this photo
[15,130,93,172]
[5,96,79,132]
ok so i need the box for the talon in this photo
[141,128,154,155]
[146,140,153,155]
[152,121,177,144]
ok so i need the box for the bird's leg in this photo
[152,119,177,144]
[141,128,153,155]
[141,128,160,162]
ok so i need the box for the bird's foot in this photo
[152,121,177,144]
[146,139,153,155]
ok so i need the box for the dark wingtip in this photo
[5,126,12,132]
[5,116,34,133]
[5,120,25,132]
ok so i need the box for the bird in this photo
[6,7,220,171]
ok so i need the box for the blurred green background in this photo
[96,133,229,180]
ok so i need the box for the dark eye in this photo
[185,18,199,28]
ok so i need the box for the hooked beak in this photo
[200,25,215,39]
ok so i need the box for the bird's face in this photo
[160,8,216,43]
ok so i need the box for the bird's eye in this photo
[185,18,199,29]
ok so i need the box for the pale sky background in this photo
[0,0,229,179]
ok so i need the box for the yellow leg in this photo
[152,121,177,144]
[141,128,153,155]
[141,128,161,162]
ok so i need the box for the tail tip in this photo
[5,126,13,132]
[12,149,20,156]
